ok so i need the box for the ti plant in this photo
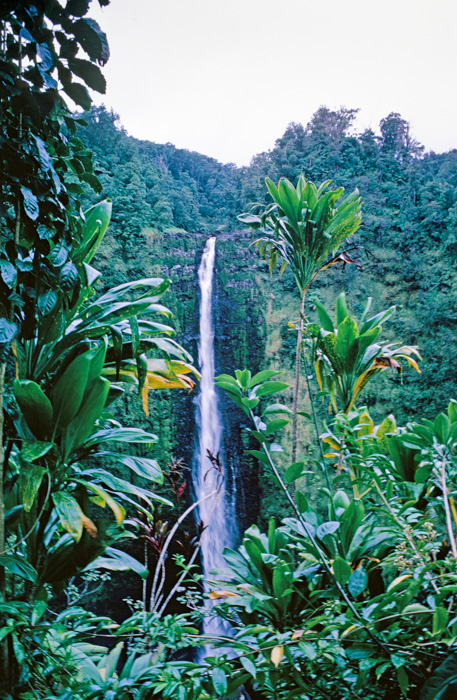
[1,200,198,629]
[215,368,457,700]
[238,175,363,462]
[310,292,421,413]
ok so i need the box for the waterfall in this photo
[193,236,231,644]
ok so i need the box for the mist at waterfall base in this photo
[192,237,235,650]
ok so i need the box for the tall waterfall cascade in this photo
[193,236,232,642]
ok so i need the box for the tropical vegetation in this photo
[1,1,457,699]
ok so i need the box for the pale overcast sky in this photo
[91,0,457,166]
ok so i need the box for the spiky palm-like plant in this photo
[239,176,363,460]
[311,292,421,414]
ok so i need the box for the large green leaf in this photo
[74,199,112,264]
[52,492,84,542]
[51,351,91,435]
[14,380,53,440]
[388,435,419,482]
[41,521,125,584]
[421,654,457,700]
[0,555,37,582]
[336,315,359,372]
[84,427,158,447]
[94,452,163,484]
[62,376,110,459]
[313,298,334,332]
[86,547,148,578]
[20,463,48,512]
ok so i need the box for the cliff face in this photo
[82,107,457,534]
[147,230,269,538]
[112,229,270,539]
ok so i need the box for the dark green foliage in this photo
[77,105,457,432]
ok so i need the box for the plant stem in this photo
[0,362,6,678]
[149,488,218,612]
[157,542,201,617]
[251,407,392,658]
[440,458,457,560]
[372,478,440,594]
[292,293,306,463]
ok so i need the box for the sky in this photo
[90,0,457,166]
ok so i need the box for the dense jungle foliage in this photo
[2,1,457,699]
[80,103,457,425]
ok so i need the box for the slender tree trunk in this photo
[0,361,7,678]
[292,293,306,463]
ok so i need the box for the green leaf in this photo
[68,58,106,93]
[97,453,163,484]
[21,187,39,220]
[246,450,269,466]
[251,430,266,443]
[84,427,158,447]
[397,666,409,697]
[216,381,242,396]
[296,491,308,514]
[51,351,91,435]
[285,462,305,483]
[0,260,17,288]
[235,369,251,389]
[335,292,349,325]
[321,332,343,374]
[0,318,17,345]
[52,492,85,542]
[262,403,292,416]
[388,435,418,482]
[64,82,92,110]
[348,567,368,597]
[316,521,340,539]
[62,377,110,459]
[20,463,47,512]
[75,200,112,264]
[255,381,289,397]
[333,557,352,585]
[66,0,91,17]
[14,380,53,440]
[434,413,451,444]
[37,289,58,315]
[448,400,457,424]
[313,298,334,332]
[336,315,359,372]
[390,653,406,669]
[86,547,148,578]
[72,18,110,65]
[345,644,373,660]
[212,666,228,696]
[433,606,449,636]
[0,555,37,582]
[49,241,69,267]
[240,656,257,679]
[340,498,364,552]
[421,654,457,700]
[20,441,53,462]
[249,369,281,387]
[265,418,290,435]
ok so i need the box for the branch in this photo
[149,487,218,612]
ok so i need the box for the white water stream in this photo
[193,237,232,643]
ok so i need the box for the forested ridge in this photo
[82,105,457,424]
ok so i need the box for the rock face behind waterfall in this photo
[192,237,229,583]
[141,230,268,537]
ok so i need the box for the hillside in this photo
[80,105,457,523]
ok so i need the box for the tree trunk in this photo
[0,361,7,677]
[292,294,306,463]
